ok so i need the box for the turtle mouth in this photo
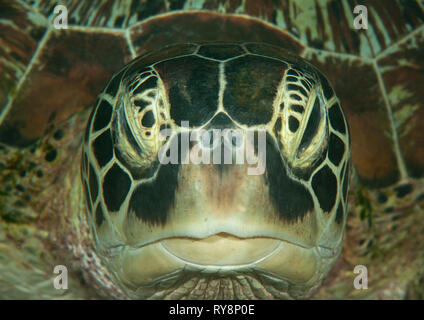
[159,233,283,267]
[115,232,331,298]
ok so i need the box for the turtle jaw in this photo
[106,232,340,299]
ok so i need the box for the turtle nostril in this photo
[230,130,243,148]
[199,129,244,151]
[221,129,243,150]
[197,130,213,150]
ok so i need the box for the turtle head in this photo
[81,43,350,299]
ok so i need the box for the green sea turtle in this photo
[0,1,423,299]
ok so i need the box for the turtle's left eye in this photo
[295,88,327,160]
[274,69,328,169]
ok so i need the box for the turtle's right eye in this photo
[131,75,159,134]
[111,69,172,169]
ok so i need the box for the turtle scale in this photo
[0,0,424,299]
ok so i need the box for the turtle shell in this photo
[1,2,424,191]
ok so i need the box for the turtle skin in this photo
[0,0,424,299]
